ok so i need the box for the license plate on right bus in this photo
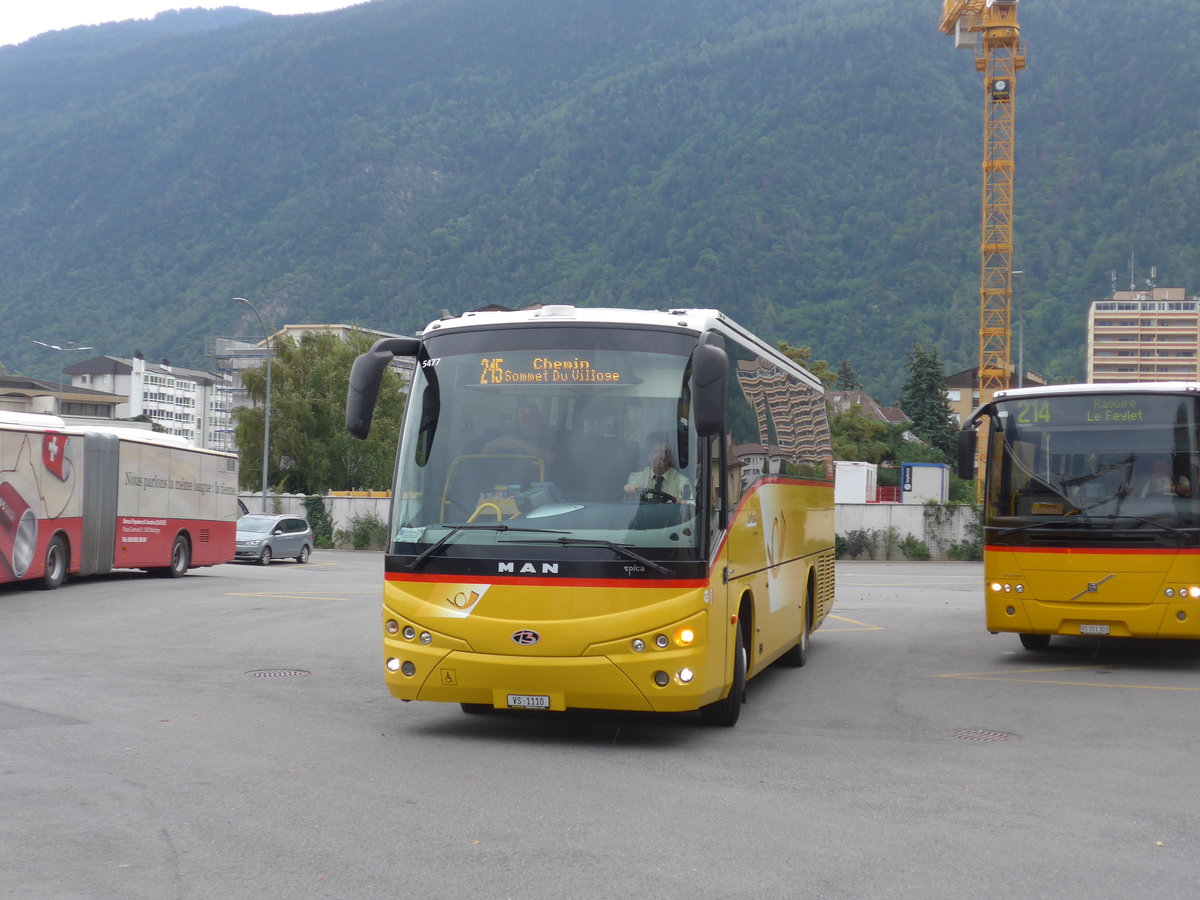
[1079,624,1110,635]
[506,694,551,709]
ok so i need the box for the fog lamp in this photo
[677,667,694,684]
[653,671,670,687]
[386,657,401,672]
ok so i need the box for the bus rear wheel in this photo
[165,535,189,578]
[1019,633,1051,651]
[778,590,812,668]
[700,625,746,727]
[39,536,67,590]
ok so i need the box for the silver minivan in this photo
[235,514,314,565]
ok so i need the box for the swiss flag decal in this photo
[42,432,68,481]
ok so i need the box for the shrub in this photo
[900,534,931,560]
[335,512,388,550]
[304,495,334,549]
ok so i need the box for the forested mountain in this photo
[2,0,1198,399]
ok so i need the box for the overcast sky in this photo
[2,2,363,48]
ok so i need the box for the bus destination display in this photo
[1010,396,1145,426]
[479,356,622,385]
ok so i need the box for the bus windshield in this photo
[989,392,1200,539]
[390,325,702,558]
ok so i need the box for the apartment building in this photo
[64,354,232,448]
[1088,287,1199,383]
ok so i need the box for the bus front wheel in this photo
[700,625,746,727]
[1019,633,1051,651]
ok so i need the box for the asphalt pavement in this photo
[2,555,1197,899]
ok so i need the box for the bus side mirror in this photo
[957,429,977,480]
[692,342,728,437]
[346,337,420,439]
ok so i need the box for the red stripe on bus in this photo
[385,571,707,589]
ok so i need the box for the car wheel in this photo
[296,545,311,564]
[258,546,273,566]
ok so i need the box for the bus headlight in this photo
[631,639,645,653]
[674,627,695,646]
[385,620,400,635]
[655,634,669,649]
[677,667,694,684]
[386,657,401,672]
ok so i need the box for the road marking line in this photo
[822,614,885,631]
[935,667,1200,692]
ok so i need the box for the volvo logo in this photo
[511,629,541,646]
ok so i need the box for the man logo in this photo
[511,629,541,646]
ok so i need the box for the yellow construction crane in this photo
[940,0,1025,489]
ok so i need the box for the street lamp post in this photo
[31,340,94,415]
[233,298,273,513]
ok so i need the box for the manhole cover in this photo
[246,669,310,679]
[947,728,1019,742]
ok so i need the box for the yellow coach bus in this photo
[960,381,1200,650]
[346,306,835,725]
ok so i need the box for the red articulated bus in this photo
[0,412,238,589]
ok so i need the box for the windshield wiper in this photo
[500,536,673,575]
[1086,514,1198,539]
[994,519,1081,538]
[996,514,1198,540]
[407,524,567,570]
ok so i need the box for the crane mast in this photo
[940,0,1025,488]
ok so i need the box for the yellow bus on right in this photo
[959,381,1200,650]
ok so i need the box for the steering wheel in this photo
[639,488,677,504]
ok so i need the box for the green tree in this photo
[776,340,836,387]
[835,359,862,390]
[233,330,407,494]
[897,344,958,461]
[830,405,894,464]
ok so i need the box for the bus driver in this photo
[624,434,691,502]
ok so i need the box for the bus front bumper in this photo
[383,642,723,713]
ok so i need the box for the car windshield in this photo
[390,324,702,557]
[237,516,277,533]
